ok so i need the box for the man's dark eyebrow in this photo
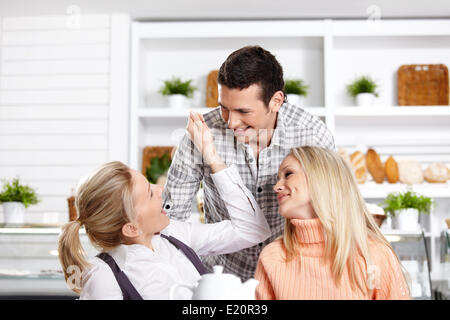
[219,103,251,112]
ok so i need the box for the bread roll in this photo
[424,163,448,183]
[338,148,351,166]
[350,151,367,184]
[366,148,385,184]
[398,160,424,184]
[385,156,399,184]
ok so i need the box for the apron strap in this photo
[96,252,144,300]
[160,234,208,275]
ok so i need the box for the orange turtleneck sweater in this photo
[255,218,410,300]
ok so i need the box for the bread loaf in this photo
[338,148,351,166]
[385,156,399,184]
[366,148,385,183]
[350,151,367,184]
[398,160,424,184]
[424,163,448,183]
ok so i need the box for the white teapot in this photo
[169,265,259,300]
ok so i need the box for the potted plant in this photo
[381,189,433,231]
[0,178,40,224]
[346,75,379,106]
[146,153,172,186]
[159,77,197,109]
[284,79,309,107]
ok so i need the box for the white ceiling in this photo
[0,0,449,20]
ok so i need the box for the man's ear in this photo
[269,90,284,113]
[122,222,140,238]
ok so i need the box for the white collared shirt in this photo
[79,165,271,300]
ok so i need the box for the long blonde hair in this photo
[58,161,136,293]
[282,146,409,295]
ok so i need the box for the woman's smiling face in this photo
[273,154,316,220]
[131,170,170,236]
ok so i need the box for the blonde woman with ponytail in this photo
[58,112,270,299]
[255,146,410,300]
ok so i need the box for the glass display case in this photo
[383,230,433,300]
[433,229,450,300]
[0,224,97,299]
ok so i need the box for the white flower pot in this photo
[286,94,304,107]
[168,94,187,109]
[355,93,376,107]
[392,208,420,231]
[2,202,26,224]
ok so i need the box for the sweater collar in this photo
[290,218,325,244]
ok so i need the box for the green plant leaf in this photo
[159,77,197,98]
[380,189,434,217]
[346,76,379,98]
[0,178,40,208]
[284,79,309,96]
[145,153,172,184]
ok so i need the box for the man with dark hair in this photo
[163,45,335,281]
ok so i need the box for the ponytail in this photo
[58,220,89,294]
[57,161,136,294]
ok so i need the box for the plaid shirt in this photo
[162,102,335,280]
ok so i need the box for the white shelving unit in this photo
[334,106,450,117]
[130,19,450,282]
[358,182,450,199]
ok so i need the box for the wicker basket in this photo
[141,146,175,176]
[397,64,449,106]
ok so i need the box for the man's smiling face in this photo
[219,83,279,145]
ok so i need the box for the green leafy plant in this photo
[381,188,434,218]
[146,153,172,184]
[346,75,379,98]
[159,77,197,98]
[284,79,309,96]
[0,178,40,208]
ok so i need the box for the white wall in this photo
[0,13,130,224]
[0,0,449,19]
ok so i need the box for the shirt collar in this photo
[270,105,287,147]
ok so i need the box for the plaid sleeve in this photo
[313,117,335,151]
[162,132,203,221]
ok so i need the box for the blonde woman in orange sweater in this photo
[255,146,410,300]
